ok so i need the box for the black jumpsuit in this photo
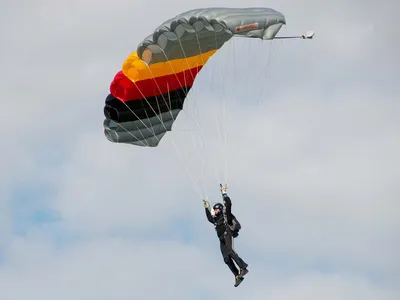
[205,194,248,276]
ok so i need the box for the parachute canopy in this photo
[103,7,286,147]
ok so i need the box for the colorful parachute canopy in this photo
[104,7,286,147]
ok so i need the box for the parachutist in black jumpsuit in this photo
[205,192,249,286]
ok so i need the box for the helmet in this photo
[213,203,224,215]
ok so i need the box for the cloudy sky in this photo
[1,0,399,299]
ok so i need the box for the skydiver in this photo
[203,185,249,287]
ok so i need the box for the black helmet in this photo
[213,203,223,215]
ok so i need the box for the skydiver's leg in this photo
[220,238,239,276]
[224,231,248,273]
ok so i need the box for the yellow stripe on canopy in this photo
[122,49,217,82]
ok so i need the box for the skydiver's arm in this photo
[223,195,233,225]
[205,208,214,223]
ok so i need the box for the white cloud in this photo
[1,233,398,300]
[1,0,399,299]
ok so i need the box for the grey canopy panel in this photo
[104,109,180,147]
[137,7,286,64]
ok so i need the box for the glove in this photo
[203,200,210,208]
[220,184,228,194]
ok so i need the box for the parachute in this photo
[102,7,314,199]
[103,7,287,147]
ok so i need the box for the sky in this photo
[1,0,399,299]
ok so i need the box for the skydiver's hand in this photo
[203,200,210,208]
[220,184,228,194]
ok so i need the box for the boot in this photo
[239,268,249,278]
[234,275,244,287]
